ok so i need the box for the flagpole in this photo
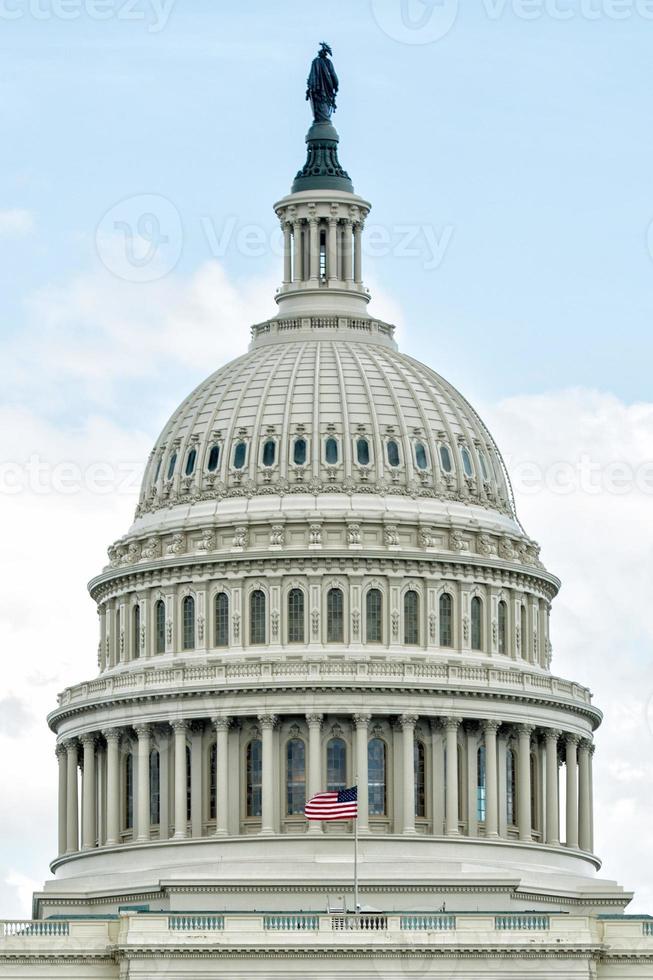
[354,779,359,914]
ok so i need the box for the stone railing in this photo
[643,921,653,936]
[400,914,456,930]
[263,914,319,931]
[331,914,388,931]
[250,316,396,343]
[168,914,224,931]
[1,921,70,937]
[495,914,549,930]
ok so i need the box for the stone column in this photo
[545,729,561,846]
[517,725,533,842]
[353,222,363,283]
[103,729,121,846]
[259,714,277,835]
[445,719,460,837]
[354,714,371,833]
[65,740,79,854]
[589,745,595,852]
[307,714,323,835]
[565,734,579,849]
[483,721,500,839]
[327,217,338,283]
[135,725,151,843]
[292,221,304,281]
[431,720,445,835]
[308,216,319,283]
[283,222,292,284]
[56,745,67,857]
[578,739,592,852]
[400,715,418,835]
[213,717,231,837]
[342,218,353,282]
[172,721,188,840]
[81,734,97,850]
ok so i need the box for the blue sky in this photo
[1,0,652,917]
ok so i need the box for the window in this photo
[293,438,307,466]
[414,740,426,818]
[166,453,177,480]
[461,446,474,478]
[186,745,192,822]
[209,743,217,820]
[325,437,339,464]
[478,450,489,481]
[506,749,516,825]
[439,593,453,647]
[154,458,162,483]
[498,600,507,655]
[250,590,266,645]
[215,593,229,647]
[154,600,166,655]
[288,588,305,643]
[356,438,370,466]
[530,753,538,832]
[233,442,247,469]
[327,738,347,793]
[246,740,262,817]
[471,596,482,651]
[262,439,276,467]
[386,440,400,467]
[150,750,160,826]
[439,445,453,474]
[520,605,528,660]
[404,590,419,645]
[125,753,134,830]
[207,445,220,472]
[477,746,486,822]
[185,448,197,476]
[182,596,195,650]
[415,442,428,470]
[132,604,140,659]
[327,588,344,643]
[286,738,306,815]
[368,738,386,816]
[366,589,383,644]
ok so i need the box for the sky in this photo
[0,0,652,917]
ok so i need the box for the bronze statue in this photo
[306,42,339,123]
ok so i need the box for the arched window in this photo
[415,442,428,470]
[477,746,486,822]
[233,441,247,470]
[325,437,339,465]
[150,749,160,826]
[182,596,195,650]
[414,740,426,818]
[498,600,507,655]
[215,593,229,647]
[186,745,192,822]
[478,450,490,481]
[209,743,217,821]
[207,444,220,472]
[327,737,347,793]
[386,440,400,467]
[368,738,386,816]
[286,738,306,815]
[439,445,453,473]
[520,605,528,660]
[356,438,370,466]
[166,453,177,480]
[185,448,197,476]
[506,748,516,825]
[246,740,262,817]
[439,593,453,647]
[461,446,474,478]
[250,590,266,644]
[155,599,166,654]
[287,588,305,644]
[404,590,419,645]
[125,753,134,830]
[471,596,483,651]
[132,604,140,659]
[293,438,307,466]
[262,439,276,467]
[327,588,344,643]
[366,589,383,644]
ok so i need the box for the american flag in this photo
[305,786,358,821]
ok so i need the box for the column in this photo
[308,217,319,283]
[172,720,188,840]
[190,727,203,839]
[65,740,79,853]
[56,745,67,857]
[517,725,533,842]
[430,720,445,835]
[103,729,121,846]
[578,739,592,852]
[565,734,579,849]
[341,219,353,282]
[283,222,292,284]
[483,721,499,839]
[306,714,323,835]
[354,714,370,833]
[353,222,363,283]
[400,715,418,835]
[159,731,170,840]
[327,217,338,283]
[81,734,97,850]
[292,221,304,281]
[545,729,561,846]
[213,717,231,837]
[135,725,151,843]
[589,745,595,852]
[259,714,277,835]
[445,718,460,837]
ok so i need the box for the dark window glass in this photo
[327,738,347,793]
[185,449,197,476]
[415,442,428,470]
[461,446,473,478]
[521,605,528,660]
[368,738,386,816]
[247,740,262,817]
[498,601,507,655]
[366,589,383,643]
[506,749,516,825]
[155,600,165,654]
[325,437,338,464]
[471,596,482,651]
[150,750,160,826]
[207,445,220,472]
[262,440,276,467]
[186,745,192,822]
[183,596,195,650]
[293,438,307,465]
[154,458,162,483]
[439,593,453,647]
[477,746,486,822]
[286,738,306,815]
[327,588,344,643]
[404,590,419,645]
[250,590,266,645]
[387,440,400,467]
[215,593,229,647]
[209,743,217,821]
[288,589,305,643]
[414,741,426,818]
[439,445,453,474]
[125,754,134,830]
[233,442,247,469]
[530,754,538,831]
[132,605,140,659]
[356,438,370,466]
[166,453,177,480]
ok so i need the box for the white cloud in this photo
[0,209,34,238]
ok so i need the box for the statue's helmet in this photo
[319,42,333,56]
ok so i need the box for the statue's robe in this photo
[307,55,339,121]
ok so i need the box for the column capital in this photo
[444,717,461,733]
[306,713,324,727]
[516,724,534,739]
[133,724,152,740]
[80,732,97,748]
[353,713,371,729]
[55,742,67,759]
[579,738,593,754]
[258,713,278,729]
[545,728,562,742]
[101,727,122,744]
[64,737,79,753]
[565,732,581,746]
[400,714,418,729]
[483,719,501,735]
[212,715,232,732]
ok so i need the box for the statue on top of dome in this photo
[306,42,339,123]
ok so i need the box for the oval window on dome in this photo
[439,445,453,474]
[262,439,276,467]
[461,446,474,478]
[233,442,247,470]
[386,440,400,468]
[293,438,307,466]
[166,453,177,480]
[415,442,428,470]
[325,437,339,465]
[185,449,197,477]
[478,449,489,481]
[207,445,220,472]
[356,438,370,466]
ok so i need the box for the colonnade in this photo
[282,216,364,287]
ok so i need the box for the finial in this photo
[306,42,339,124]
